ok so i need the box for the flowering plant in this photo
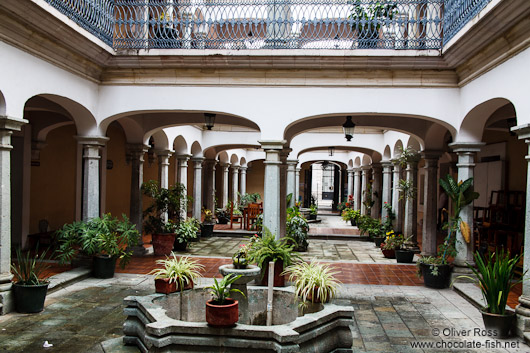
[380,231,403,250]
[202,208,214,224]
[232,243,250,269]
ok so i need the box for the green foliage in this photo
[149,254,204,290]
[341,208,360,222]
[283,259,341,304]
[202,208,214,224]
[416,255,446,277]
[357,215,383,238]
[176,218,200,244]
[287,214,309,251]
[207,274,245,305]
[247,229,300,276]
[381,202,395,233]
[142,180,189,234]
[439,174,479,219]
[457,251,525,315]
[398,179,416,201]
[309,204,318,215]
[349,0,397,34]
[215,208,230,223]
[11,246,50,285]
[239,192,261,207]
[55,213,139,268]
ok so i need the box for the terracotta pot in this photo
[381,249,396,259]
[481,310,515,339]
[206,298,239,327]
[152,233,176,256]
[259,260,285,287]
[154,278,194,294]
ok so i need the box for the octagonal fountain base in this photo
[123,285,354,353]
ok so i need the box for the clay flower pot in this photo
[205,298,239,327]
[152,233,176,256]
[259,260,285,287]
[381,249,396,259]
[154,278,194,294]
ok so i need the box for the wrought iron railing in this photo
[44,0,114,46]
[41,0,493,51]
[443,0,492,45]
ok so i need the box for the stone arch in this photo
[406,136,421,153]
[362,155,372,166]
[393,140,404,158]
[0,90,6,115]
[383,145,392,160]
[190,141,203,157]
[230,153,240,165]
[458,98,514,142]
[354,156,361,167]
[173,135,188,155]
[150,130,169,150]
[218,151,229,163]
[347,159,354,168]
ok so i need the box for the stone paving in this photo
[0,274,527,352]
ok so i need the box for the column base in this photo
[131,245,147,256]
[515,296,530,337]
[451,266,475,283]
[0,290,14,315]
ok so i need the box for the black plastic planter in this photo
[12,282,49,313]
[420,263,453,289]
[93,255,117,279]
[395,250,414,263]
[481,310,515,338]
[201,223,214,238]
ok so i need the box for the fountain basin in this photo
[123,285,354,352]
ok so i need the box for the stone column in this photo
[286,160,298,206]
[381,161,393,220]
[403,155,420,243]
[360,166,370,215]
[347,168,354,199]
[371,163,382,219]
[191,157,204,220]
[77,136,109,221]
[204,159,216,211]
[239,166,247,197]
[156,150,172,189]
[449,142,484,267]
[260,141,285,239]
[220,163,230,208]
[0,116,27,315]
[353,168,361,211]
[392,160,403,232]
[295,167,301,203]
[127,144,148,252]
[231,165,240,204]
[422,152,441,256]
[176,154,191,220]
[279,150,290,238]
[512,124,530,336]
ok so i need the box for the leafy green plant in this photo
[357,215,383,238]
[247,228,300,276]
[398,179,416,201]
[142,180,189,234]
[309,204,318,216]
[176,218,200,244]
[456,251,524,315]
[207,274,245,305]
[11,246,50,285]
[150,254,204,290]
[215,208,230,223]
[283,259,341,304]
[55,213,139,268]
[202,208,214,224]
[341,208,360,223]
[286,213,309,251]
[349,0,397,37]
[381,202,395,233]
[239,192,261,207]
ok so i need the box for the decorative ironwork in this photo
[443,0,492,45]
[40,0,492,51]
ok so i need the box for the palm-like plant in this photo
[150,254,204,290]
[207,274,244,305]
[283,259,341,304]
[11,246,50,286]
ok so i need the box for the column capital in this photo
[421,150,442,160]
[381,159,393,167]
[371,162,382,171]
[240,166,248,172]
[76,135,109,147]
[220,162,231,169]
[361,165,371,171]
[449,142,485,153]
[191,156,205,163]
[231,165,240,171]
[175,153,192,161]
[259,140,287,151]
[155,149,173,158]
[511,123,530,140]
[295,167,301,172]
[0,115,28,131]
[353,167,361,173]
[286,159,299,166]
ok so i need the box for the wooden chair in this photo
[229,201,243,229]
[246,202,262,231]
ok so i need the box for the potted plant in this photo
[341,208,360,227]
[455,250,523,338]
[205,274,244,327]
[309,204,318,220]
[417,174,479,288]
[287,206,309,252]
[142,180,189,256]
[149,254,204,294]
[349,0,397,48]
[174,218,200,251]
[380,231,403,259]
[56,213,139,278]
[283,259,341,304]
[395,234,415,263]
[201,208,215,238]
[215,208,230,224]
[232,244,250,269]
[247,229,299,287]
[11,246,50,313]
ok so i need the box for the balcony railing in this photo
[42,0,492,51]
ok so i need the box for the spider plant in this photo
[149,254,204,290]
[207,274,244,305]
[283,259,341,304]
[457,250,524,315]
